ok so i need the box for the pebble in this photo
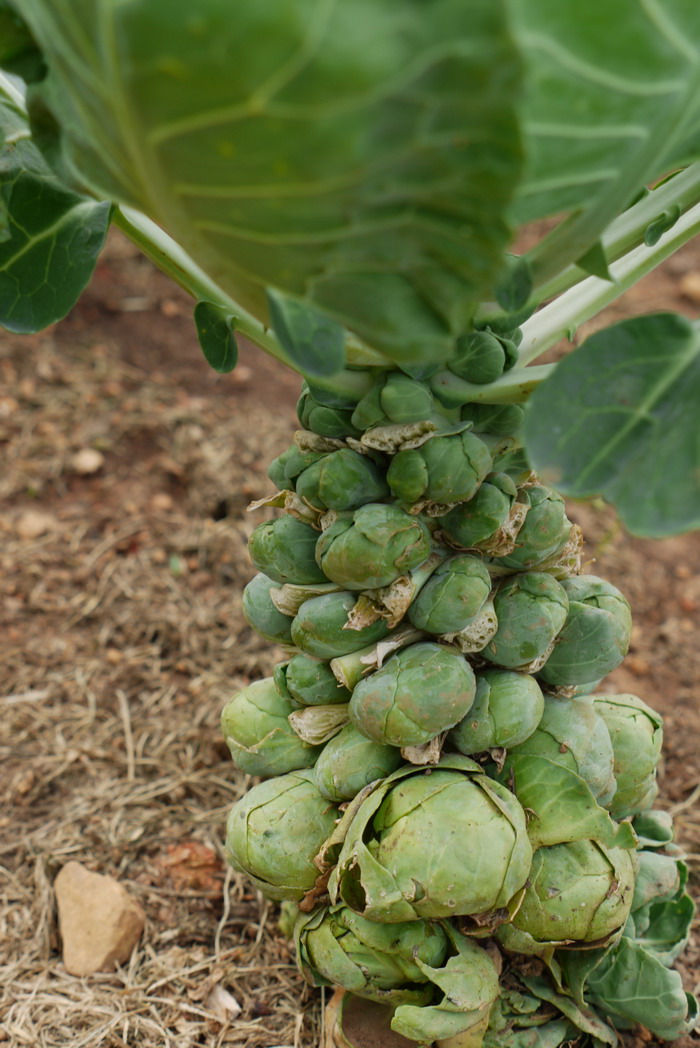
[679,271,700,304]
[54,861,145,976]
[15,509,57,540]
[71,448,105,474]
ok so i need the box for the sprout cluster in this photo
[222,366,695,1046]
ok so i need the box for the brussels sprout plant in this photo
[1,2,699,1045]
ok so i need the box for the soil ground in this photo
[0,231,699,1048]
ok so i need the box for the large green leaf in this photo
[509,1,700,284]
[523,313,700,538]
[512,0,700,223]
[14,0,523,366]
[0,76,110,332]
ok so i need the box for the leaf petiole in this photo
[518,200,700,365]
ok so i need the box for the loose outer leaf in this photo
[523,313,700,537]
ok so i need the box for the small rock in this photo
[54,861,145,975]
[71,448,105,475]
[680,271,700,304]
[626,655,650,677]
[150,492,174,512]
[15,509,57,540]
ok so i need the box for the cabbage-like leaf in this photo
[512,0,700,224]
[510,1,700,283]
[16,0,523,366]
[497,753,637,850]
[0,75,110,332]
[562,938,698,1041]
[523,313,700,538]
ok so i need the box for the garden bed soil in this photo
[0,231,698,1047]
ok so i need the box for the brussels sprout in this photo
[296,904,448,1004]
[249,515,327,584]
[460,401,525,436]
[507,694,617,806]
[295,448,389,511]
[538,577,633,687]
[225,768,338,901]
[594,694,663,818]
[380,372,434,423]
[511,839,635,944]
[316,503,431,591]
[448,668,544,753]
[291,591,390,659]
[329,755,532,921]
[220,678,320,777]
[241,573,294,645]
[407,554,491,634]
[497,485,571,570]
[387,430,492,506]
[350,380,390,431]
[307,381,369,412]
[449,331,510,384]
[267,445,326,491]
[439,472,518,548]
[296,387,360,438]
[483,572,569,669]
[349,642,476,747]
[285,653,351,706]
[315,723,404,801]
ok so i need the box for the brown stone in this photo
[15,509,57,540]
[54,861,145,976]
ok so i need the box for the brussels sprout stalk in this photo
[2,14,699,1046]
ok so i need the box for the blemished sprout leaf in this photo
[0,78,111,333]
[194,300,237,373]
[511,0,700,224]
[524,313,700,538]
[15,0,523,366]
[564,938,697,1041]
[637,893,696,965]
[267,290,345,378]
